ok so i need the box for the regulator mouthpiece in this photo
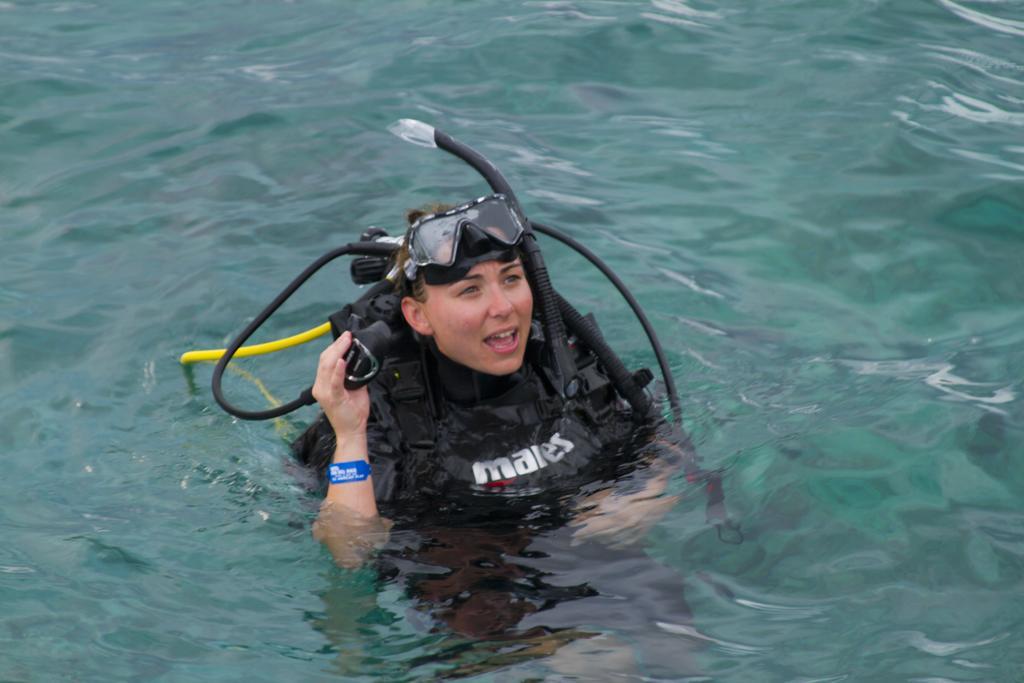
[388,119,437,148]
[342,320,394,390]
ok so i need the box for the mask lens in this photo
[410,214,461,266]
[471,197,525,244]
[407,194,525,270]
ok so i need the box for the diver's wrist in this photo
[332,430,369,464]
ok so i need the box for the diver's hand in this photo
[313,331,371,439]
[570,479,679,549]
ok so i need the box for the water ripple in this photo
[642,0,722,29]
[488,142,594,177]
[900,629,1010,657]
[237,63,295,83]
[522,1,616,23]
[527,188,602,207]
[675,316,728,338]
[937,0,1024,37]
[924,44,1024,86]
[612,114,736,158]
[732,597,829,621]
[938,89,1024,126]
[657,267,725,299]
[835,359,1016,414]
[950,146,1024,179]
[655,620,770,656]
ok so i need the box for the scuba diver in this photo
[296,192,685,561]
[184,120,733,676]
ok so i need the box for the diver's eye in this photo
[457,285,480,297]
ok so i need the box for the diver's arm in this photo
[571,475,678,548]
[310,332,389,567]
[313,428,393,568]
[570,433,689,547]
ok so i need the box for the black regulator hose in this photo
[556,293,652,421]
[534,222,682,423]
[211,241,397,421]
[518,231,577,396]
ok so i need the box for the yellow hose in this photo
[223,364,297,439]
[179,322,331,365]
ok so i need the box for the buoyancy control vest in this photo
[291,283,645,509]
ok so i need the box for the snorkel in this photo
[183,121,680,423]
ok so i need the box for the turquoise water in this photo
[3,0,1023,679]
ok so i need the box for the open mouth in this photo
[484,329,519,354]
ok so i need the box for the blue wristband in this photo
[328,460,371,485]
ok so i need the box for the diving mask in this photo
[403,193,526,283]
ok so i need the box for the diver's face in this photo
[401,259,533,376]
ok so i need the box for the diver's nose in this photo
[487,287,514,318]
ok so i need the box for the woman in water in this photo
[295,195,710,677]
